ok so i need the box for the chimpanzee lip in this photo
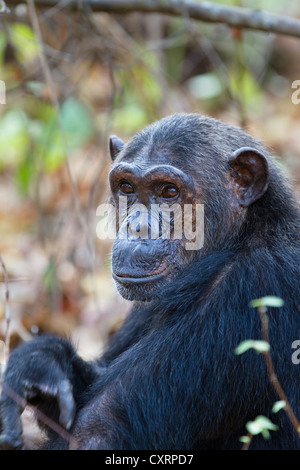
[112,266,172,285]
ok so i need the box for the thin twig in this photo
[26,0,98,275]
[8,0,300,39]
[2,383,80,449]
[26,0,83,223]
[0,255,11,392]
[258,305,300,439]
[241,431,253,451]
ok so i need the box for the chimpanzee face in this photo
[108,115,269,301]
[109,154,198,301]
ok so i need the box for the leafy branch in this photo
[252,297,300,439]
[236,296,300,450]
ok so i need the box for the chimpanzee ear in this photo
[109,135,125,161]
[229,147,269,207]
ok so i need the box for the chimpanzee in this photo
[1,113,300,450]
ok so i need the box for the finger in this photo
[24,378,75,430]
[0,395,24,450]
[57,379,76,430]
[0,433,25,450]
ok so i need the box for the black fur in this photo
[1,113,300,450]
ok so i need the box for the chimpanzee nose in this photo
[125,208,149,241]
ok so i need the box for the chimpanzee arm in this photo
[0,304,155,450]
[0,335,99,449]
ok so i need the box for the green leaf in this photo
[235,340,255,355]
[0,110,29,164]
[43,262,59,292]
[188,73,223,100]
[229,68,263,110]
[246,416,278,438]
[60,98,94,150]
[250,296,284,309]
[9,23,40,64]
[0,31,7,67]
[239,436,251,443]
[235,340,270,355]
[34,109,64,171]
[16,154,35,195]
[113,61,162,131]
[26,80,46,98]
[272,400,286,414]
[165,35,186,82]
[41,125,65,171]
[261,429,270,440]
[113,104,148,134]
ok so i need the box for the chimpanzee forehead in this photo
[119,144,185,168]
[118,128,210,171]
[117,136,227,177]
[114,113,268,175]
[128,113,267,162]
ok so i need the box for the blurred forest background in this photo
[0,0,300,372]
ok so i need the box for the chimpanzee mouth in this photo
[112,266,173,285]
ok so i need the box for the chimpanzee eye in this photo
[161,184,179,199]
[119,181,134,195]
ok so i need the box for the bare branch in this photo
[7,0,300,39]
[2,383,80,449]
[0,255,11,392]
[26,0,99,277]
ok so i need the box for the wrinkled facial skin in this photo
[108,116,269,302]
[109,159,197,301]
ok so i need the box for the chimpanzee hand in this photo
[0,335,96,450]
